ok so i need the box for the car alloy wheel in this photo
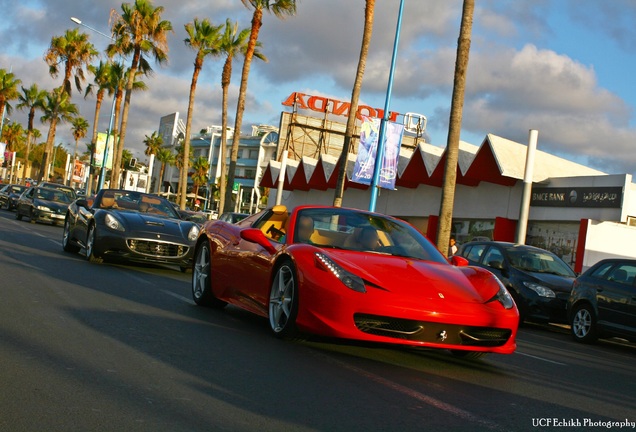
[570,304,597,343]
[86,224,103,263]
[192,242,226,308]
[62,218,80,253]
[269,261,300,339]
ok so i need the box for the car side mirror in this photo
[76,198,89,209]
[240,228,277,254]
[449,255,469,267]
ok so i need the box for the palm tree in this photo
[155,147,175,193]
[143,130,163,157]
[0,68,21,131]
[175,142,193,197]
[38,87,79,181]
[2,121,25,152]
[436,0,475,255]
[217,18,266,214]
[44,28,98,95]
[17,84,47,182]
[71,116,89,186]
[190,156,210,200]
[108,64,148,188]
[85,60,113,193]
[178,18,223,210]
[107,0,172,191]
[224,0,298,212]
[333,0,375,207]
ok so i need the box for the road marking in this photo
[161,289,194,305]
[324,356,506,431]
[516,351,567,365]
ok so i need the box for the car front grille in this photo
[354,313,512,347]
[127,239,188,258]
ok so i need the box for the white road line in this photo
[161,289,194,304]
[516,351,567,365]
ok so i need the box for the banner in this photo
[94,133,115,169]
[0,143,6,165]
[72,160,86,183]
[351,118,404,189]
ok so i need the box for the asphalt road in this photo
[1,209,635,432]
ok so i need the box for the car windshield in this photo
[36,188,71,204]
[96,190,180,218]
[293,208,447,263]
[11,186,25,194]
[506,248,575,277]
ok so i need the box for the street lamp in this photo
[368,0,405,212]
[69,16,117,193]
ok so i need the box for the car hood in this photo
[111,211,193,239]
[34,199,69,212]
[325,250,498,304]
[517,270,575,293]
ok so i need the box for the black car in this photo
[38,182,77,201]
[62,189,199,271]
[15,186,73,225]
[458,241,576,324]
[567,259,636,343]
[0,184,26,210]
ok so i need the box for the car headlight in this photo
[523,281,555,298]
[315,252,366,293]
[488,279,515,309]
[187,225,200,241]
[105,213,124,231]
[37,205,51,212]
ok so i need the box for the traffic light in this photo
[129,158,137,168]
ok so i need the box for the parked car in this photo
[218,212,249,224]
[15,186,73,225]
[62,189,199,272]
[567,258,636,343]
[192,205,519,359]
[0,184,26,210]
[458,241,576,324]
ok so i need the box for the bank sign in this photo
[531,186,623,208]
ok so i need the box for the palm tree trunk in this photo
[110,89,124,188]
[333,0,375,207]
[224,8,263,211]
[21,109,35,182]
[436,0,474,255]
[112,49,141,190]
[39,119,58,181]
[86,92,103,194]
[178,60,202,210]
[218,56,232,214]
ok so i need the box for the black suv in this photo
[567,259,636,343]
[458,241,576,324]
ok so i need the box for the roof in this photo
[260,133,608,190]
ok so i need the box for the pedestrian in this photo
[449,237,458,256]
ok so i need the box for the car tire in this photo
[29,210,36,224]
[570,303,598,343]
[268,260,300,339]
[15,210,22,220]
[62,217,80,253]
[86,224,103,264]
[450,350,487,360]
[509,290,527,325]
[192,242,226,308]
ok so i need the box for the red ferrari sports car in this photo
[192,205,519,358]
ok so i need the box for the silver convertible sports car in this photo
[62,189,199,271]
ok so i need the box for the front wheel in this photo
[192,242,226,308]
[15,209,22,220]
[62,218,80,253]
[570,303,598,343]
[86,224,103,264]
[268,261,300,339]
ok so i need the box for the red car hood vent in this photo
[327,250,492,303]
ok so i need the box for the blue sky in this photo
[1,0,635,178]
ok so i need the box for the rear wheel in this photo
[62,218,80,253]
[86,224,103,264]
[268,261,300,339]
[570,303,597,343]
[192,242,226,308]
